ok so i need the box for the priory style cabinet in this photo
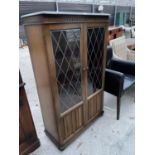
[22,12,109,150]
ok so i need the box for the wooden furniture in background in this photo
[22,12,109,150]
[19,72,40,155]
[110,36,135,62]
[108,26,123,43]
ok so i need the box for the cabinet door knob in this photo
[83,67,88,71]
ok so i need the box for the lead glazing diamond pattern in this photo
[87,28,104,95]
[51,29,82,112]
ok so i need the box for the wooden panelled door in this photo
[85,24,105,123]
[48,24,85,143]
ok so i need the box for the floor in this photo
[19,46,135,155]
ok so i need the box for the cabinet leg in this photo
[100,110,104,116]
[117,97,121,120]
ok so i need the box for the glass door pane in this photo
[50,29,83,113]
[87,27,105,96]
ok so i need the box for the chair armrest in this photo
[104,69,124,97]
[111,59,135,75]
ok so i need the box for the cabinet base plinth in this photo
[45,111,104,150]
[45,129,65,151]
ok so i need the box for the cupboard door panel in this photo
[50,29,83,113]
[87,91,102,121]
[96,91,102,112]
[61,105,83,141]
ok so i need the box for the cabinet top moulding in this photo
[21,11,110,25]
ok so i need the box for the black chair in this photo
[104,45,135,120]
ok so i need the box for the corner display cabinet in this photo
[22,12,109,150]
[19,72,40,155]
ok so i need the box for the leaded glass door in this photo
[50,27,84,113]
[49,25,85,141]
[86,25,105,121]
[46,23,106,140]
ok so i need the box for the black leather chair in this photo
[104,45,135,120]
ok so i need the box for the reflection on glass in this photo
[51,29,82,112]
[87,27,104,96]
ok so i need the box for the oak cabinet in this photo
[22,12,109,150]
[19,72,40,155]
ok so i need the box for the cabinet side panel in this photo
[25,25,58,141]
